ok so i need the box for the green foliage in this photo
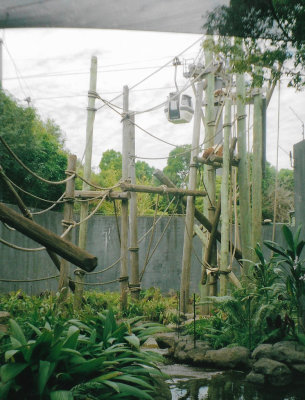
[163,145,191,188]
[0,309,165,399]
[0,91,68,209]
[204,0,305,88]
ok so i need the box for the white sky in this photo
[1,28,304,172]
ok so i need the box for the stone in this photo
[245,371,265,384]
[142,337,159,349]
[252,344,273,360]
[290,364,305,374]
[0,311,10,324]
[253,357,292,386]
[271,341,305,364]
[154,332,177,350]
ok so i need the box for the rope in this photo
[0,237,45,251]
[0,274,59,283]
[0,136,75,185]
[6,175,67,204]
[70,278,119,286]
[31,192,66,215]
[76,174,121,191]
[87,257,122,275]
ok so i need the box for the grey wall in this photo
[0,205,287,295]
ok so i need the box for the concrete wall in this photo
[0,205,287,295]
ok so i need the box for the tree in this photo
[204,0,305,88]
[163,145,191,187]
[0,91,68,209]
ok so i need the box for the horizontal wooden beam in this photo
[120,182,206,197]
[74,190,130,200]
[0,203,97,272]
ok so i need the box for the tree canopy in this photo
[204,0,305,88]
[0,91,68,209]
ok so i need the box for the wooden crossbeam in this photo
[74,190,129,200]
[120,182,206,197]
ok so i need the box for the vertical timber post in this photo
[220,99,231,296]
[180,80,204,314]
[0,39,3,90]
[120,85,130,310]
[127,92,140,300]
[75,55,97,309]
[204,41,217,297]
[252,89,263,250]
[59,154,76,299]
[236,42,252,279]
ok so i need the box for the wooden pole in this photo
[59,154,76,299]
[252,89,263,251]
[127,107,140,301]
[180,80,204,314]
[0,165,75,292]
[154,169,243,262]
[204,41,217,297]
[76,55,97,308]
[220,99,231,296]
[0,202,97,271]
[120,85,130,310]
[236,41,252,279]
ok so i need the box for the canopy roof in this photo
[0,0,228,33]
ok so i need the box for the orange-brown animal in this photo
[202,144,223,159]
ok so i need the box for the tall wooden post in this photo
[180,80,204,314]
[120,85,130,310]
[252,89,263,250]
[75,55,97,309]
[59,154,76,300]
[236,44,252,279]
[204,41,217,297]
[126,88,140,300]
[220,99,232,296]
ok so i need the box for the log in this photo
[194,155,239,167]
[154,169,243,263]
[0,202,97,272]
[120,182,206,197]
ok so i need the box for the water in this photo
[161,364,305,400]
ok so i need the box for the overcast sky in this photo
[1,28,304,172]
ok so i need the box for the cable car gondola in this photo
[164,92,194,124]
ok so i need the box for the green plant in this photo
[0,309,166,399]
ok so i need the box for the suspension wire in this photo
[0,136,75,185]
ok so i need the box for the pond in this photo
[161,364,305,400]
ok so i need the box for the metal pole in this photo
[180,81,204,314]
[120,85,130,310]
[252,89,263,251]
[75,55,97,309]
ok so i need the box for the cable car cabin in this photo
[164,93,194,124]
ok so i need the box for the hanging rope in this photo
[87,257,122,275]
[31,192,66,215]
[0,274,60,283]
[0,136,75,185]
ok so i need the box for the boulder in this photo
[202,346,251,369]
[271,341,305,364]
[245,371,265,384]
[142,337,159,349]
[253,357,292,386]
[252,344,273,360]
[154,332,177,350]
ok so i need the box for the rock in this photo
[142,337,159,349]
[155,332,177,350]
[271,341,305,364]
[245,371,265,384]
[202,346,251,369]
[290,364,305,374]
[253,357,292,386]
[252,344,273,360]
[0,311,10,324]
